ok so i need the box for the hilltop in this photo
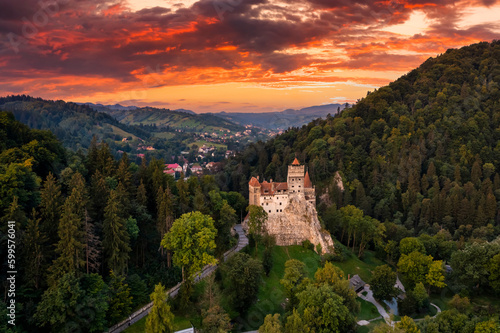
[95,105,245,133]
[210,103,344,130]
[218,40,500,237]
[0,95,150,151]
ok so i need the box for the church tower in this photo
[287,158,305,194]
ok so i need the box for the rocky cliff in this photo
[246,194,334,254]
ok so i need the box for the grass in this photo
[356,318,386,333]
[126,246,388,332]
[331,248,385,282]
[109,124,140,141]
[153,132,176,140]
[238,245,321,331]
[239,246,384,330]
[187,140,227,150]
[357,298,382,321]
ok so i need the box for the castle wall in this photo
[261,194,288,215]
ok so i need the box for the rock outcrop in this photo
[245,194,334,254]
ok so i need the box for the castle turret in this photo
[288,158,305,194]
[249,176,261,206]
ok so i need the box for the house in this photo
[165,163,182,173]
[349,275,366,293]
[163,169,175,175]
[190,164,203,174]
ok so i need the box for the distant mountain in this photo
[210,103,344,130]
[0,96,150,150]
[83,103,196,115]
[82,102,138,111]
[95,106,245,133]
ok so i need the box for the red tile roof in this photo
[249,177,261,187]
[292,158,300,165]
[260,181,288,195]
[304,171,312,188]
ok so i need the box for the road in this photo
[106,224,248,333]
[357,279,441,327]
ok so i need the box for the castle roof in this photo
[304,171,312,188]
[292,158,300,165]
[249,177,261,187]
[260,181,288,195]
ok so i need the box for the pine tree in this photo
[47,192,85,286]
[103,190,131,275]
[176,175,190,214]
[136,178,148,207]
[116,153,132,192]
[89,170,109,227]
[39,172,62,248]
[193,187,208,214]
[22,209,47,289]
[145,283,174,333]
[107,270,132,325]
[84,209,101,274]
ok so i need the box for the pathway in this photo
[357,279,442,327]
[357,285,391,325]
[106,224,248,333]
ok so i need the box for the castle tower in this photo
[249,176,261,206]
[288,158,305,194]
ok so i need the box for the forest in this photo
[0,111,247,332]
[211,41,500,331]
[1,40,500,333]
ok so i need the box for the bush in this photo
[302,239,314,251]
[263,248,273,276]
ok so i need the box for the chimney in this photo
[257,176,259,181]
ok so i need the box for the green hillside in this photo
[219,40,500,237]
[97,106,245,133]
[0,96,150,151]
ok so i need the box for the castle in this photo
[247,159,334,253]
[248,158,315,214]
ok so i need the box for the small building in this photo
[349,275,365,293]
[190,164,203,174]
[165,163,182,173]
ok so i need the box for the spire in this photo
[249,177,261,187]
[292,158,300,166]
[304,171,312,188]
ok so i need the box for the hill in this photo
[0,96,150,151]
[217,40,500,239]
[94,105,244,133]
[211,103,344,130]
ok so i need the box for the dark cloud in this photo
[0,0,497,98]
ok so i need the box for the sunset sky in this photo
[0,0,499,113]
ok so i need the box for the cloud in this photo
[0,0,497,102]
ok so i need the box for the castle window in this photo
[279,202,282,205]
[280,209,282,212]
[266,203,269,206]
[276,210,279,212]
[269,210,271,213]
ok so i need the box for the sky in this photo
[0,0,499,113]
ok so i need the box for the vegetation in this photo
[3,40,500,332]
